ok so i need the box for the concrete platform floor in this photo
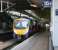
[11,32,49,50]
[0,39,17,50]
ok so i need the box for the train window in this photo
[14,20,29,29]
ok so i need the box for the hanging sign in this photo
[43,0,52,8]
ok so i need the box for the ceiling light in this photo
[30,4,37,7]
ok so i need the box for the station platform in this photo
[0,39,16,50]
[11,32,49,50]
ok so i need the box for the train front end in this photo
[13,18,30,39]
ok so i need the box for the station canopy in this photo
[0,0,45,11]
[0,0,51,22]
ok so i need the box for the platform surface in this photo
[11,32,49,50]
[0,39,16,50]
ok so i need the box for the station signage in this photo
[55,9,58,15]
[43,0,52,8]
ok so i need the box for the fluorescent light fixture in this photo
[30,4,37,7]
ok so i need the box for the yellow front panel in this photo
[13,18,29,36]
[14,28,29,36]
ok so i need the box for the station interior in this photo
[0,0,56,50]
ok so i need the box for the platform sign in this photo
[43,0,52,8]
[55,9,58,15]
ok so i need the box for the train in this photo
[0,12,13,40]
[13,17,46,39]
[0,12,13,33]
[13,17,33,39]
